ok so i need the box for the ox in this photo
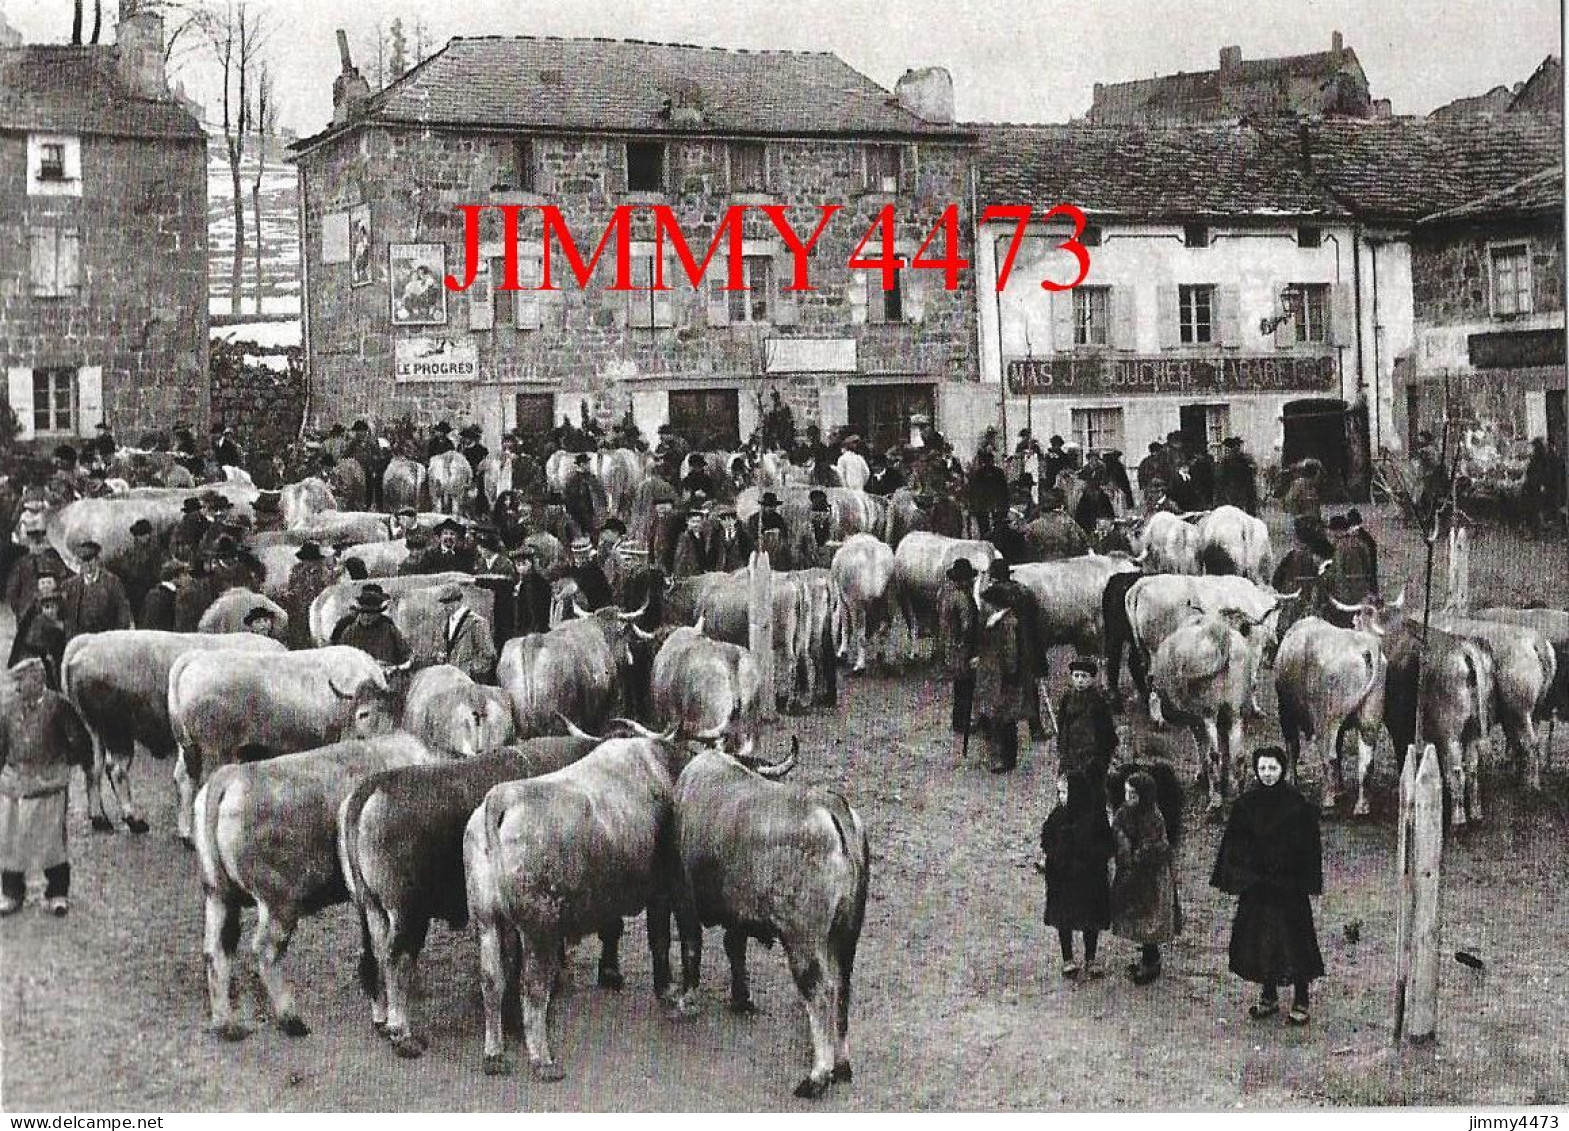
[288,510,393,546]
[1132,511,1203,575]
[193,705,436,1041]
[403,664,515,758]
[1195,505,1274,582]
[1474,606,1569,739]
[497,600,651,736]
[168,645,391,842]
[692,568,835,713]
[835,448,871,491]
[338,537,410,577]
[41,483,258,572]
[1274,595,1403,815]
[889,532,998,659]
[381,457,428,513]
[280,477,339,528]
[650,626,762,751]
[60,630,286,834]
[338,733,608,1057]
[428,450,473,514]
[1011,554,1141,658]
[197,588,289,639]
[670,737,867,1099]
[1148,606,1276,810]
[831,534,895,673]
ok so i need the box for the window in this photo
[512,138,535,193]
[727,256,773,323]
[1183,223,1210,248]
[31,368,77,436]
[28,135,80,194]
[627,252,675,328]
[29,227,81,297]
[1490,244,1532,316]
[1178,284,1214,344]
[866,258,906,323]
[730,142,767,193]
[1282,283,1329,343]
[626,142,665,192]
[1297,226,1322,249]
[668,389,740,449]
[863,145,901,192]
[1072,407,1124,454]
[1081,225,1103,248]
[39,143,67,181]
[1181,403,1231,450]
[1073,286,1111,347]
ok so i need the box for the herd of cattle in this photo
[9,443,1569,1099]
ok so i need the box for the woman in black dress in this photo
[1211,746,1326,1025]
[1038,770,1115,979]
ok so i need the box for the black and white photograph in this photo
[0,0,1565,1117]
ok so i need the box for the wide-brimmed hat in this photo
[435,518,463,536]
[433,421,452,434]
[351,419,370,432]
[987,559,1012,582]
[460,424,481,440]
[75,539,103,560]
[129,518,154,536]
[1069,658,1099,676]
[243,605,276,627]
[295,541,324,562]
[947,559,977,583]
[182,498,204,514]
[760,491,781,507]
[982,584,1015,608]
[1328,514,1350,532]
[355,584,390,611]
[437,583,464,604]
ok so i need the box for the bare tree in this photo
[413,17,429,64]
[207,1,270,315]
[250,60,277,314]
[72,0,83,43]
[361,22,388,90]
[91,0,103,43]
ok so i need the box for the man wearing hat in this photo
[242,605,279,637]
[1073,467,1116,535]
[438,583,497,683]
[807,489,836,560]
[511,545,553,637]
[119,517,163,620]
[1322,513,1375,617]
[984,558,1050,744]
[168,497,210,564]
[6,527,66,619]
[472,525,517,581]
[1055,658,1118,790]
[284,541,334,649]
[390,505,421,541]
[91,420,117,464]
[9,573,68,689]
[974,576,1028,773]
[711,505,753,572]
[249,490,285,535]
[569,536,615,611]
[966,449,1009,539]
[672,506,714,580]
[679,453,716,503]
[1270,517,1334,637]
[458,424,489,474]
[140,559,188,632]
[212,427,245,471]
[749,491,791,570]
[937,558,981,764]
[866,452,906,498]
[60,540,132,640]
[1214,437,1260,516]
[416,518,476,575]
[330,584,412,670]
[427,421,456,459]
[1345,508,1379,593]
[206,533,258,594]
[564,452,606,539]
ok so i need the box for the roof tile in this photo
[0,45,205,140]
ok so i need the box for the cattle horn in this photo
[611,717,678,742]
[752,735,799,779]
[617,597,651,622]
[1389,587,1407,611]
[629,621,655,641]
[1274,588,1302,602]
[567,596,588,620]
[985,607,1009,630]
[554,712,601,741]
[1317,560,1334,576]
[328,677,354,700]
[1131,548,1150,565]
[693,615,706,636]
[691,719,728,742]
[1328,596,1366,613]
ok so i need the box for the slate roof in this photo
[973,122,1346,219]
[1278,115,1565,222]
[1419,166,1564,224]
[294,35,969,152]
[0,45,205,140]
[1088,47,1363,123]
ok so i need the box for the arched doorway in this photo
[1282,398,1370,503]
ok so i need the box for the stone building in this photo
[289,34,977,455]
[1404,166,1565,454]
[1085,32,1385,125]
[1,8,208,445]
[1430,55,1563,121]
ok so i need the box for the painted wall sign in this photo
[395,337,479,383]
[1005,354,1338,396]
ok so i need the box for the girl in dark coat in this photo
[1110,767,1183,985]
[1211,746,1326,1025]
[1038,770,1115,979]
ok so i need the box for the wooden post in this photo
[1445,524,1470,615]
[749,549,775,722]
[1393,742,1444,1044]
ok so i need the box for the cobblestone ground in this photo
[2,506,1567,1111]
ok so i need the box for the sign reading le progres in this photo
[1005,354,1338,396]
[395,337,479,383]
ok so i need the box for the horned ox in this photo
[402,664,516,758]
[197,588,289,639]
[889,532,998,659]
[427,450,473,515]
[831,534,895,673]
[650,626,762,752]
[1194,505,1274,582]
[496,600,651,737]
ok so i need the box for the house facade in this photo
[0,10,208,446]
[289,36,977,456]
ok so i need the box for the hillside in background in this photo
[207,133,300,319]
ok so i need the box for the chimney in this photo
[332,29,372,126]
[1332,30,1344,61]
[1219,46,1242,79]
[116,9,168,98]
[895,67,955,125]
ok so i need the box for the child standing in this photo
[1038,770,1114,979]
[1055,658,1118,789]
[1110,768,1184,985]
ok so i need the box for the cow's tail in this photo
[482,787,520,929]
[1463,647,1489,739]
[336,781,382,1000]
[823,793,868,1040]
[1354,646,1386,723]
[192,771,233,897]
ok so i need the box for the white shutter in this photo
[7,368,34,441]
[1328,281,1356,347]
[631,389,667,445]
[848,272,868,325]
[707,275,731,327]
[58,229,81,292]
[903,266,926,324]
[1051,289,1076,352]
[818,382,848,434]
[514,244,543,331]
[469,261,494,332]
[76,366,102,436]
[1215,285,1241,348]
[1112,287,1137,351]
[653,257,675,327]
[771,253,799,326]
[1156,284,1180,350]
[29,229,55,295]
[899,144,919,194]
[865,274,886,325]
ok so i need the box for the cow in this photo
[281,477,339,528]
[1195,505,1274,583]
[193,714,439,1041]
[882,488,930,549]
[835,448,871,492]
[402,664,516,758]
[1011,554,1141,658]
[337,734,611,1058]
[168,645,391,842]
[253,544,310,601]
[497,600,651,737]
[309,572,494,666]
[1472,606,1569,749]
[889,532,998,659]
[1429,612,1558,792]
[41,485,258,573]
[463,732,688,1079]
[668,736,867,1099]
[735,486,890,546]
[650,626,762,751]
[338,537,410,577]
[1381,617,1494,827]
[1131,511,1203,575]
[1102,567,1147,703]
[60,630,287,834]
[428,450,473,515]
[197,588,290,639]
[382,457,428,514]
[1274,596,1401,815]
[831,534,895,673]
[691,568,833,713]
[791,568,838,710]
[1148,606,1276,811]
[288,510,393,546]
[597,448,650,519]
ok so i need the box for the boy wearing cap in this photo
[330,585,412,670]
[938,558,980,763]
[60,541,132,639]
[439,584,497,683]
[242,605,278,636]
[9,574,68,689]
[1055,658,1118,789]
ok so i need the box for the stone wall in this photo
[208,337,306,460]
[0,131,209,436]
[297,124,976,443]
[1412,218,1564,323]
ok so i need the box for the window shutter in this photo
[848,273,868,325]
[654,259,675,327]
[76,366,103,436]
[1111,287,1137,351]
[1272,283,1295,350]
[58,228,81,291]
[7,368,34,441]
[899,145,919,194]
[1156,284,1180,350]
[608,142,628,193]
[1215,285,1241,348]
[666,143,683,195]
[865,274,886,325]
[706,275,731,327]
[469,261,495,332]
[29,229,56,295]
[1328,281,1356,347]
[902,253,925,324]
[771,252,799,326]
[818,382,849,434]
[1050,289,1076,352]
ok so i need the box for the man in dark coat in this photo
[1211,746,1325,1024]
[1214,437,1260,515]
[426,421,456,459]
[1054,657,1118,787]
[975,580,1028,773]
[212,427,245,470]
[139,560,186,632]
[168,498,209,565]
[414,520,478,575]
[671,508,714,579]
[967,449,1009,539]
[1136,442,1166,505]
[711,506,753,572]
[749,492,791,571]
[9,574,68,689]
[59,541,132,640]
[1345,509,1379,593]
[6,529,66,618]
[983,559,1048,742]
[348,420,390,511]
[283,542,334,650]
[563,452,604,539]
[1073,471,1116,534]
[865,455,905,497]
[569,538,615,612]
[937,558,979,765]
[1320,514,1376,624]
[511,548,554,637]
[329,585,412,670]
[458,424,489,474]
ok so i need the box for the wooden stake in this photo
[1393,742,1443,1044]
[1392,743,1418,1044]
[750,550,775,722]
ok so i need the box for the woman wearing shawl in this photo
[1211,746,1326,1025]
[1111,768,1183,985]
[1039,770,1115,979]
